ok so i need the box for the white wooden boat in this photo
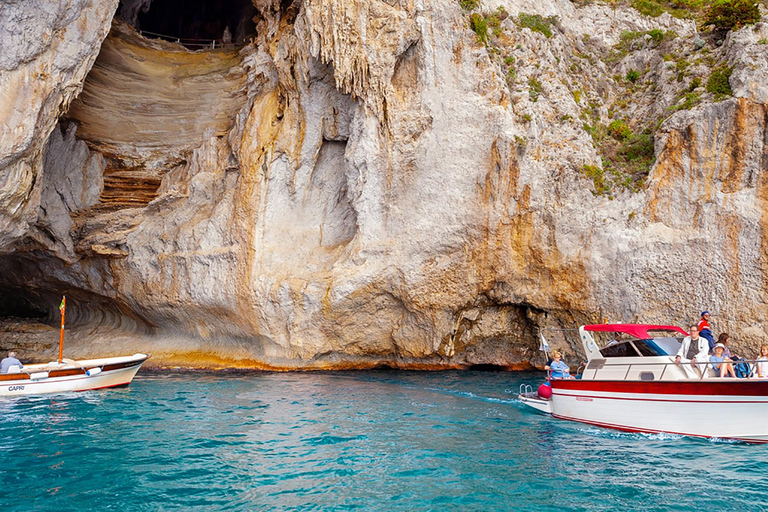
[520,324,768,443]
[0,353,149,396]
[0,297,148,397]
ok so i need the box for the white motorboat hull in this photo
[550,379,768,443]
[0,354,148,397]
[519,392,553,414]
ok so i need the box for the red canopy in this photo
[584,324,688,339]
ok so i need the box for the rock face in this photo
[1,0,768,368]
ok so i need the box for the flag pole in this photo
[58,296,66,364]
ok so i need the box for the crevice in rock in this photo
[97,158,165,211]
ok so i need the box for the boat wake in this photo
[425,387,517,405]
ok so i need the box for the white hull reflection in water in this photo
[2,371,768,510]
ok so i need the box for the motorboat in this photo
[0,296,148,397]
[519,324,768,443]
[0,353,149,396]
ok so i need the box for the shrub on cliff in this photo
[517,13,558,38]
[608,120,633,141]
[706,66,733,99]
[703,0,761,31]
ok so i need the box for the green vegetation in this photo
[675,91,703,110]
[703,0,761,31]
[522,113,533,122]
[689,76,702,90]
[469,13,490,43]
[516,13,558,38]
[468,7,508,45]
[608,120,633,140]
[610,29,677,63]
[628,0,707,18]
[582,165,610,196]
[626,69,640,83]
[528,78,543,102]
[706,65,733,99]
[459,0,480,11]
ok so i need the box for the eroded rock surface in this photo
[1,0,768,368]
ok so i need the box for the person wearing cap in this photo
[0,350,22,373]
[675,325,710,378]
[698,311,715,351]
[710,343,735,377]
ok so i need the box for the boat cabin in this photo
[579,324,696,381]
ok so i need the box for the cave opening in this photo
[118,0,257,47]
[0,288,49,322]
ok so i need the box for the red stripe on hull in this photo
[551,413,768,444]
[75,381,132,392]
[552,392,768,404]
[551,379,768,396]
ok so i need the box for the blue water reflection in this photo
[1,371,766,510]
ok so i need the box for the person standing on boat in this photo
[675,326,709,379]
[0,351,22,373]
[698,311,715,351]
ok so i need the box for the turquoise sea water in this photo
[1,370,767,511]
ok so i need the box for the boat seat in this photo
[6,365,21,374]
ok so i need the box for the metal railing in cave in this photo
[136,29,238,49]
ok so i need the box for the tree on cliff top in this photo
[703,0,761,31]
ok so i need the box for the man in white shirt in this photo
[0,351,23,373]
[675,325,710,379]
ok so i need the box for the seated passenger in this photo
[675,325,710,378]
[756,345,768,378]
[0,350,23,374]
[545,350,573,380]
[710,343,736,378]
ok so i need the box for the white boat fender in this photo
[29,371,49,380]
[86,367,102,377]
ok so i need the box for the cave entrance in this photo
[0,287,49,322]
[118,0,257,48]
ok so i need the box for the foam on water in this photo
[1,370,767,511]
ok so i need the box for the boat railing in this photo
[583,358,765,381]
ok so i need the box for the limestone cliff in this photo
[1,0,767,369]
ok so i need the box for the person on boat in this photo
[756,345,768,378]
[698,311,716,351]
[710,343,736,378]
[0,351,22,373]
[716,333,733,358]
[675,325,710,378]
[545,350,574,380]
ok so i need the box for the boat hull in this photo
[0,354,148,397]
[550,379,768,443]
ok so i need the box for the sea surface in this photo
[1,370,767,511]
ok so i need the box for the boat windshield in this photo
[599,337,682,358]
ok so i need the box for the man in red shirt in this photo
[698,311,715,351]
